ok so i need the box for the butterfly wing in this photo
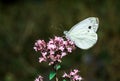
[68,17,99,34]
[64,17,99,49]
[69,29,97,49]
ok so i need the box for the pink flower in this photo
[34,36,76,65]
[74,75,82,81]
[70,69,79,76]
[39,57,46,63]
[48,54,56,62]
[63,41,67,45]
[54,36,64,42]
[47,43,56,50]
[56,54,62,62]
[67,47,72,53]
[35,75,43,81]
[41,52,47,58]
[34,40,46,52]
[49,50,55,55]
[63,69,82,81]
[62,73,70,78]
[61,52,67,58]
[59,46,64,51]
[49,62,54,65]
[74,69,79,73]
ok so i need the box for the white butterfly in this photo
[64,17,99,49]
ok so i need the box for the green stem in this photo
[56,77,58,81]
[54,63,58,81]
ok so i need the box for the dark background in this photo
[0,0,120,81]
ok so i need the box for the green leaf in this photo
[49,71,56,80]
[63,79,66,81]
[54,64,61,70]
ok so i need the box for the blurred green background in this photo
[0,0,120,81]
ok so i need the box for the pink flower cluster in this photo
[63,69,82,81]
[34,36,75,65]
[35,75,43,81]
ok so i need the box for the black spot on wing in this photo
[88,26,91,29]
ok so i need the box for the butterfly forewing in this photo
[68,17,99,34]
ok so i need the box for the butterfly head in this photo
[64,31,71,39]
[64,31,68,35]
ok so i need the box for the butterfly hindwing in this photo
[69,29,97,49]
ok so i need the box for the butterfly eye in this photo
[88,26,91,29]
